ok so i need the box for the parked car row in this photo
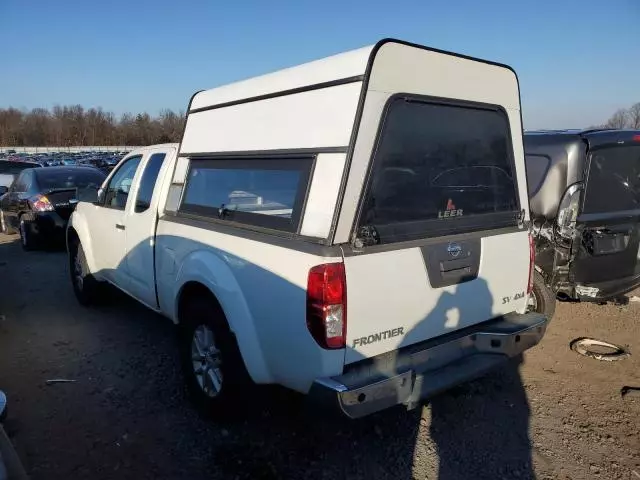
[0,151,127,173]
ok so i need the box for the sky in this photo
[1,0,639,130]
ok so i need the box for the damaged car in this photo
[525,129,640,318]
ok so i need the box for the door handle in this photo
[116,224,125,230]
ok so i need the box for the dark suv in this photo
[524,129,640,318]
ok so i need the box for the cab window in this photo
[103,156,142,209]
[134,153,166,213]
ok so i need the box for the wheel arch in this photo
[66,213,99,275]
[174,277,271,384]
[66,225,79,251]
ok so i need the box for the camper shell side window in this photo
[179,156,314,233]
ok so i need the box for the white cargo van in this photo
[67,39,547,418]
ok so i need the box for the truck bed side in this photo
[154,215,345,392]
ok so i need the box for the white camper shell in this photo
[68,39,547,418]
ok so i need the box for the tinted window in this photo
[181,158,312,232]
[35,168,105,191]
[104,156,142,209]
[135,153,166,213]
[583,146,640,214]
[525,154,551,196]
[359,98,519,243]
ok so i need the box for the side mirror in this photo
[0,185,8,197]
[135,199,150,213]
[96,188,105,205]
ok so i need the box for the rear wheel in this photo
[69,242,101,306]
[528,271,556,320]
[180,296,252,420]
[19,216,37,250]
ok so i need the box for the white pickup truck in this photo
[67,39,548,419]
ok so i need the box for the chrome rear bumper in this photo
[309,312,548,419]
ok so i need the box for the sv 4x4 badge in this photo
[502,291,526,304]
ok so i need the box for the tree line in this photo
[0,106,185,146]
[600,102,640,129]
[1,100,639,147]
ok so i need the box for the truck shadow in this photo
[78,235,534,480]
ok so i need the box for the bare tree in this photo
[0,105,185,146]
[22,108,50,145]
[0,108,24,145]
[628,103,640,129]
[605,109,630,129]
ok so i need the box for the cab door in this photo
[121,147,173,308]
[87,154,142,288]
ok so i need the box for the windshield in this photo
[359,97,519,242]
[35,168,106,191]
[583,146,640,214]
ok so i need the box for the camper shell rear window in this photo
[358,95,520,244]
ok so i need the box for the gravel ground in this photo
[0,234,638,480]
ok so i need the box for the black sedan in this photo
[0,166,106,250]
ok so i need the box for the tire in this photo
[69,241,101,306]
[18,216,37,251]
[180,296,252,420]
[528,270,556,320]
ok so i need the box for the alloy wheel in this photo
[191,325,223,398]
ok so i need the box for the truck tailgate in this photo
[343,231,530,364]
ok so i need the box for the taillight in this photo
[556,183,583,239]
[30,194,54,212]
[527,234,535,295]
[306,263,346,349]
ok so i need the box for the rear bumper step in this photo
[309,312,547,419]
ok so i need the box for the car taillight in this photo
[528,234,535,295]
[307,263,346,349]
[556,183,583,239]
[30,194,54,212]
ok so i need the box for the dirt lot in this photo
[0,234,638,480]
